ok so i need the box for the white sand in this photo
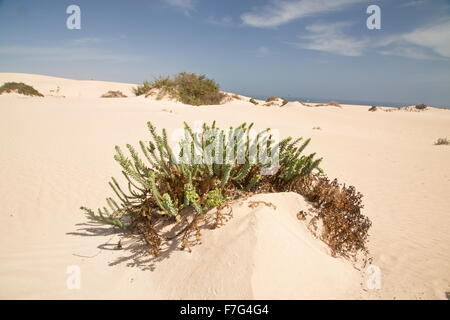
[0,73,449,299]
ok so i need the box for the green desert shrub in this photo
[149,76,177,100]
[0,82,44,97]
[81,121,371,260]
[328,101,341,107]
[265,96,279,102]
[434,138,449,145]
[264,96,288,106]
[369,106,377,112]
[415,103,427,110]
[150,76,173,89]
[132,80,152,96]
[132,73,225,106]
[249,98,258,105]
[175,73,226,105]
[101,90,127,98]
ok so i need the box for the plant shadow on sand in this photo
[67,207,227,271]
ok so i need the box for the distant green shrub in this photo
[249,98,258,105]
[132,73,226,106]
[316,101,342,108]
[434,138,449,145]
[369,106,377,112]
[149,76,177,100]
[0,82,44,97]
[266,96,279,102]
[150,76,173,89]
[264,96,288,106]
[328,101,341,107]
[101,90,127,98]
[174,73,226,105]
[132,81,152,96]
[415,104,427,110]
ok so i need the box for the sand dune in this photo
[0,73,449,299]
[0,73,136,98]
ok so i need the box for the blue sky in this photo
[0,0,449,107]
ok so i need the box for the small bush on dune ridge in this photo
[132,73,226,106]
[434,138,449,145]
[328,100,341,107]
[369,106,377,112]
[399,104,429,112]
[174,73,226,105]
[81,122,371,261]
[264,96,289,106]
[316,101,342,108]
[249,98,258,105]
[0,82,44,97]
[101,90,127,98]
[132,80,152,96]
[415,103,427,110]
[266,96,279,102]
[221,93,242,104]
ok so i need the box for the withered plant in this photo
[292,175,371,259]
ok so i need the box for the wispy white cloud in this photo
[379,46,437,60]
[290,19,450,60]
[241,0,363,28]
[255,46,270,57]
[399,0,429,8]
[401,20,450,58]
[242,0,450,60]
[245,46,271,58]
[205,15,234,27]
[0,45,141,62]
[293,22,368,56]
[69,37,103,46]
[163,0,196,13]
[375,20,450,60]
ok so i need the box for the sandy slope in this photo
[0,73,449,299]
